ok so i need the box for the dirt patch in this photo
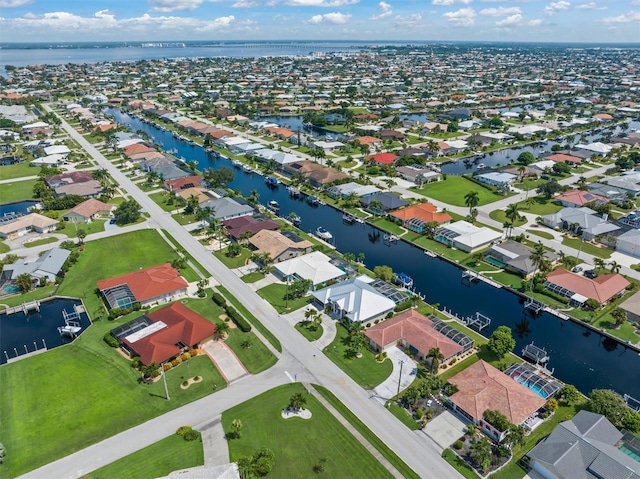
[281,408,312,420]
[180,376,203,390]
[219,314,237,328]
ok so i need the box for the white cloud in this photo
[495,13,522,26]
[432,0,471,5]
[527,18,543,26]
[601,11,640,23]
[443,7,476,26]
[544,1,570,15]
[308,12,351,23]
[287,0,358,6]
[632,0,640,5]
[480,6,521,16]
[232,0,258,6]
[0,0,32,7]
[393,13,422,27]
[149,0,203,12]
[371,1,393,20]
[575,2,605,9]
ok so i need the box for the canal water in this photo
[0,298,91,365]
[109,109,640,399]
[0,200,39,216]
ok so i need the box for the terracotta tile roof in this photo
[97,263,188,303]
[46,171,94,187]
[223,216,280,240]
[546,153,583,164]
[67,198,114,218]
[164,175,204,191]
[390,202,452,224]
[249,229,313,260]
[546,268,630,304]
[449,360,546,425]
[364,310,463,360]
[555,189,609,206]
[356,136,382,145]
[123,143,156,156]
[123,302,216,365]
[366,152,398,164]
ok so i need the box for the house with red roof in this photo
[555,189,609,208]
[63,198,114,223]
[545,153,583,165]
[448,360,547,440]
[164,175,204,191]
[366,152,398,165]
[113,302,216,365]
[389,202,452,233]
[545,268,630,305]
[97,263,189,310]
[364,310,471,363]
[223,216,280,241]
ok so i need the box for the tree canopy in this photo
[487,325,516,358]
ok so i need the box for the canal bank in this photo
[108,108,640,400]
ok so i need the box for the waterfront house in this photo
[619,290,640,326]
[111,302,216,366]
[389,202,452,234]
[273,251,346,290]
[62,198,114,223]
[199,197,254,221]
[97,263,188,310]
[223,215,280,241]
[485,240,558,277]
[541,207,619,241]
[434,221,503,253]
[448,360,546,441]
[325,182,381,199]
[544,153,583,165]
[248,229,313,263]
[396,165,441,185]
[360,192,409,214]
[475,172,517,189]
[311,275,396,325]
[304,167,349,187]
[1,247,70,283]
[164,175,204,191]
[364,309,472,362]
[544,268,630,306]
[616,229,640,258]
[526,410,640,479]
[0,213,59,239]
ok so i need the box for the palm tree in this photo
[369,199,383,215]
[517,165,526,181]
[505,203,520,230]
[464,191,480,216]
[529,242,550,274]
[608,260,621,274]
[425,139,440,157]
[248,189,260,205]
[185,194,200,214]
[594,258,606,273]
[426,347,444,374]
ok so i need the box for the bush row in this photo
[226,306,251,332]
[212,292,227,307]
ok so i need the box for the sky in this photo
[0,0,638,44]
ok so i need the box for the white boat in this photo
[232,159,242,168]
[242,164,254,173]
[477,163,486,169]
[267,200,280,211]
[316,226,333,241]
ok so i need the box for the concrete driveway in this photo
[201,340,248,383]
[371,347,417,403]
[423,410,467,451]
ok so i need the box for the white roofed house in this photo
[312,275,396,325]
[434,221,503,253]
[542,207,619,241]
[273,251,346,290]
[1,247,70,284]
[475,172,517,189]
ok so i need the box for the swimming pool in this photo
[2,284,20,294]
[620,445,640,463]
[513,374,551,399]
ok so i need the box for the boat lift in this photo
[524,298,545,314]
[461,312,491,332]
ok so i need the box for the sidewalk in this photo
[199,416,229,467]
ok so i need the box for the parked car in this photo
[584,270,598,279]
[572,266,583,273]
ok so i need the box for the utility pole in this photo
[396,359,404,400]
[162,362,170,400]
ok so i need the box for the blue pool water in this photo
[513,375,550,399]
[0,297,91,364]
[2,285,20,294]
[620,445,640,463]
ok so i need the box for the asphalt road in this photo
[19,107,461,478]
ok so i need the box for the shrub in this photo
[415,408,424,420]
[394,300,412,312]
[183,428,201,441]
[212,292,226,307]
[163,363,172,372]
[226,307,252,332]
[171,359,179,367]
[103,332,119,348]
[182,380,188,387]
[454,440,463,450]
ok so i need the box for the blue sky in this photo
[0,0,638,43]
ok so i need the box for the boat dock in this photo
[524,298,545,314]
[461,270,503,289]
[3,300,41,316]
[457,312,492,332]
[522,342,550,365]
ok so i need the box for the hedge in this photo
[394,300,412,312]
[225,306,252,332]
[103,332,119,348]
[212,292,227,307]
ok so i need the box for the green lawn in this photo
[1,178,39,203]
[561,237,612,259]
[527,228,555,240]
[241,271,264,283]
[222,384,393,479]
[441,449,479,479]
[0,240,9,253]
[323,323,393,389]
[86,434,204,479]
[313,385,420,479]
[0,161,39,181]
[517,197,562,216]
[385,401,421,431]
[257,283,312,314]
[149,191,181,213]
[59,218,107,237]
[368,216,405,235]
[214,246,251,269]
[295,320,324,341]
[181,293,277,374]
[0,345,224,479]
[489,209,527,227]
[171,211,198,226]
[23,236,58,248]
[415,176,509,207]
[217,285,283,353]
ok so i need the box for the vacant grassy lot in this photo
[323,323,392,389]
[257,283,312,314]
[0,161,39,180]
[415,176,510,207]
[1,178,39,203]
[526,228,554,240]
[86,433,204,479]
[222,384,393,479]
[562,236,612,259]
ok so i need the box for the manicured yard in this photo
[59,218,107,237]
[516,196,562,216]
[214,246,251,269]
[368,216,405,235]
[0,161,39,180]
[23,236,58,248]
[257,282,312,314]
[526,228,554,240]
[241,271,264,283]
[489,209,527,227]
[149,191,182,213]
[415,176,510,207]
[385,401,421,430]
[1,178,39,203]
[295,320,324,341]
[221,384,393,479]
[86,434,204,479]
[561,236,612,259]
[171,211,198,226]
[323,323,392,389]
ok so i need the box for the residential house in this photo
[616,229,640,258]
[360,192,409,214]
[544,268,630,306]
[223,215,280,241]
[45,171,95,189]
[475,172,517,189]
[555,190,609,208]
[248,229,313,263]
[312,275,396,325]
[97,263,189,310]
[448,360,547,441]
[111,302,216,366]
[199,197,254,221]
[396,165,441,185]
[1,247,70,283]
[0,213,59,239]
[526,410,640,479]
[325,182,381,199]
[619,289,640,326]
[484,240,558,277]
[62,198,114,223]
[305,167,349,187]
[434,221,503,253]
[55,180,103,198]
[380,129,405,141]
[273,251,346,289]
[164,175,204,191]
[542,207,620,241]
[364,309,473,362]
[366,152,399,165]
[389,202,452,234]
[545,153,583,165]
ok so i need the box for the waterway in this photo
[108,108,640,400]
[0,200,39,216]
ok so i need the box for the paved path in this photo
[0,175,38,184]
[315,314,337,349]
[202,340,248,383]
[371,348,417,404]
[199,416,229,467]
[22,106,461,479]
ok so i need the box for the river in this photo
[108,108,640,400]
